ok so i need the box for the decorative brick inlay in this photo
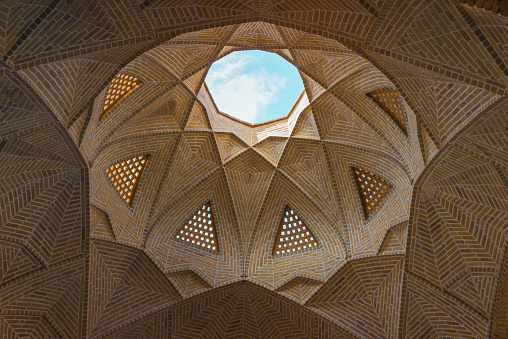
[105,155,148,205]
[273,205,318,256]
[175,202,219,253]
[101,73,142,119]
[353,167,393,219]
[368,87,407,134]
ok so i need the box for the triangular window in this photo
[101,73,142,119]
[175,202,219,253]
[273,205,318,256]
[353,167,393,219]
[105,155,148,205]
[368,88,407,134]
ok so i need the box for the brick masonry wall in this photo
[0,1,507,338]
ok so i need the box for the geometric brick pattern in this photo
[0,64,88,338]
[168,282,354,339]
[168,270,212,298]
[223,150,274,247]
[307,255,404,339]
[105,155,148,205]
[273,205,318,256]
[155,133,221,216]
[276,276,323,304]
[174,201,218,253]
[368,87,407,134]
[101,73,141,119]
[378,222,407,254]
[88,239,181,337]
[353,167,393,219]
[403,103,508,338]
[1,315,61,338]
[494,250,508,338]
[2,1,508,338]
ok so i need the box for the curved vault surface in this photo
[1,2,508,338]
[84,22,417,295]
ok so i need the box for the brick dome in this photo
[1,1,508,338]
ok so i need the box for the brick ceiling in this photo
[1,1,508,338]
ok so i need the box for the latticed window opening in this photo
[100,73,142,118]
[353,167,393,219]
[105,155,148,205]
[368,88,407,134]
[273,205,317,256]
[175,202,219,253]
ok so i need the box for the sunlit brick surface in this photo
[1,1,508,338]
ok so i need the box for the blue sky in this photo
[205,50,304,124]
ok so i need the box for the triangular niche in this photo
[352,167,393,219]
[273,205,318,256]
[105,155,149,205]
[174,201,219,254]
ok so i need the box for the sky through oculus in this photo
[205,50,305,124]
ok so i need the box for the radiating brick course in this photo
[1,1,508,338]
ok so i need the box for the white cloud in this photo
[206,54,287,123]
